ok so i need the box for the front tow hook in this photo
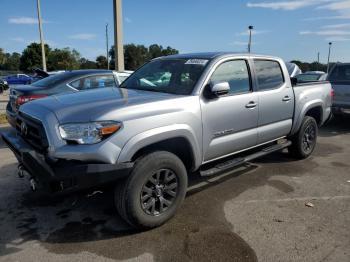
[18,164,25,178]
[29,178,37,191]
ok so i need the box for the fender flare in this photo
[291,99,324,135]
[117,124,202,170]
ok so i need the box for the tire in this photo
[288,116,318,159]
[115,151,188,229]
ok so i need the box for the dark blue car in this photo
[4,74,32,85]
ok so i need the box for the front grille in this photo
[16,112,49,152]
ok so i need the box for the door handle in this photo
[245,101,257,109]
[282,96,291,102]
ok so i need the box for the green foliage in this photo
[0,48,6,66]
[96,55,108,69]
[290,60,328,72]
[47,48,81,70]
[0,52,21,71]
[80,58,97,69]
[1,43,179,72]
[109,43,179,70]
[19,42,51,72]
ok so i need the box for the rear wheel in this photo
[115,151,188,229]
[289,116,318,159]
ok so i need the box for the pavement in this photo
[0,90,9,114]
[0,118,349,262]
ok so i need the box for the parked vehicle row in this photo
[328,63,350,115]
[0,79,9,93]
[6,69,132,127]
[1,52,333,229]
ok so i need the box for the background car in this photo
[0,79,9,93]
[295,71,327,83]
[286,62,302,77]
[3,74,32,85]
[113,70,133,84]
[6,69,119,127]
[327,63,350,115]
[31,69,66,83]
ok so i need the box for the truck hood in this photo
[20,87,181,123]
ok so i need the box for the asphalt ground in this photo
[0,117,349,262]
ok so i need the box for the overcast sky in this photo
[1,0,350,63]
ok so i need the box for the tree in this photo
[109,43,179,70]
[3,52,21,71]
[20,42,50,72]
[47,48,81,70]
[149,44,163,59]
[0,48,6,68]
[96,55,108,69]
[124,44,149,70]
[161,46,179,56]
[79,58,97,69]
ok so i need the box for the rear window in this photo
[329,64,350,82]
[32,72,73,87]
[254,60,284,90]
[296,74,323,82]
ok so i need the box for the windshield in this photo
[120,58,208,95]
[31,72,72,87]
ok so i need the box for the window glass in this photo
[329,64,350,82]
[254,60,284,90]
[70,75,117,90]
[210,60,251,94]
[296,74,323,82]
[120,59,207,95]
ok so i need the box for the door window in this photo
[210,60,251,95]
[254,60,284,91]
[70,75,117,90]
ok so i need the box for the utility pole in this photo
[317,52,320,71]
[36,0,47,71]
[248,25,253,53]
[106,23,109,70]
[113,0,124,71]
[327,42,332,74]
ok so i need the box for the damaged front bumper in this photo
[1,130,133,194]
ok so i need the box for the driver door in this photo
[200,59,259,162]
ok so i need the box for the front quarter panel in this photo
[117,124,201,169]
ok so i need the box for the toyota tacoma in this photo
[1,52,333,228]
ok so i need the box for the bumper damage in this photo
[1,130,133,194]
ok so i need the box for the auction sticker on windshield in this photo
[185,59,209,65]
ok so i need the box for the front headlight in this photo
[59,121,122,144]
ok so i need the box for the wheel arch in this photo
[117,124,202,172]
[291,100,324,135]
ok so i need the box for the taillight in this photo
[15,94,48,106]
[331,88,335,101]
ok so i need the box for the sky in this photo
[0,0,350,63]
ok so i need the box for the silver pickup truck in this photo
[1,52,332,228]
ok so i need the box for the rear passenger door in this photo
[254,59,294,144]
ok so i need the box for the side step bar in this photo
[200,140,292,177]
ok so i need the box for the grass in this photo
[0,113,7,125]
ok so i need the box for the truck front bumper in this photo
[1,130,133,194]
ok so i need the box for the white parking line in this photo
[232,195,350,204]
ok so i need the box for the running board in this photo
[200,140,292,177]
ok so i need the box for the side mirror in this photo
[291,77,298,87]
[211,82,230,96]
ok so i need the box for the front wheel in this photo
[288,116,318,159]
[115,151,188,229]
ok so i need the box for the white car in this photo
[113,70,133,85]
